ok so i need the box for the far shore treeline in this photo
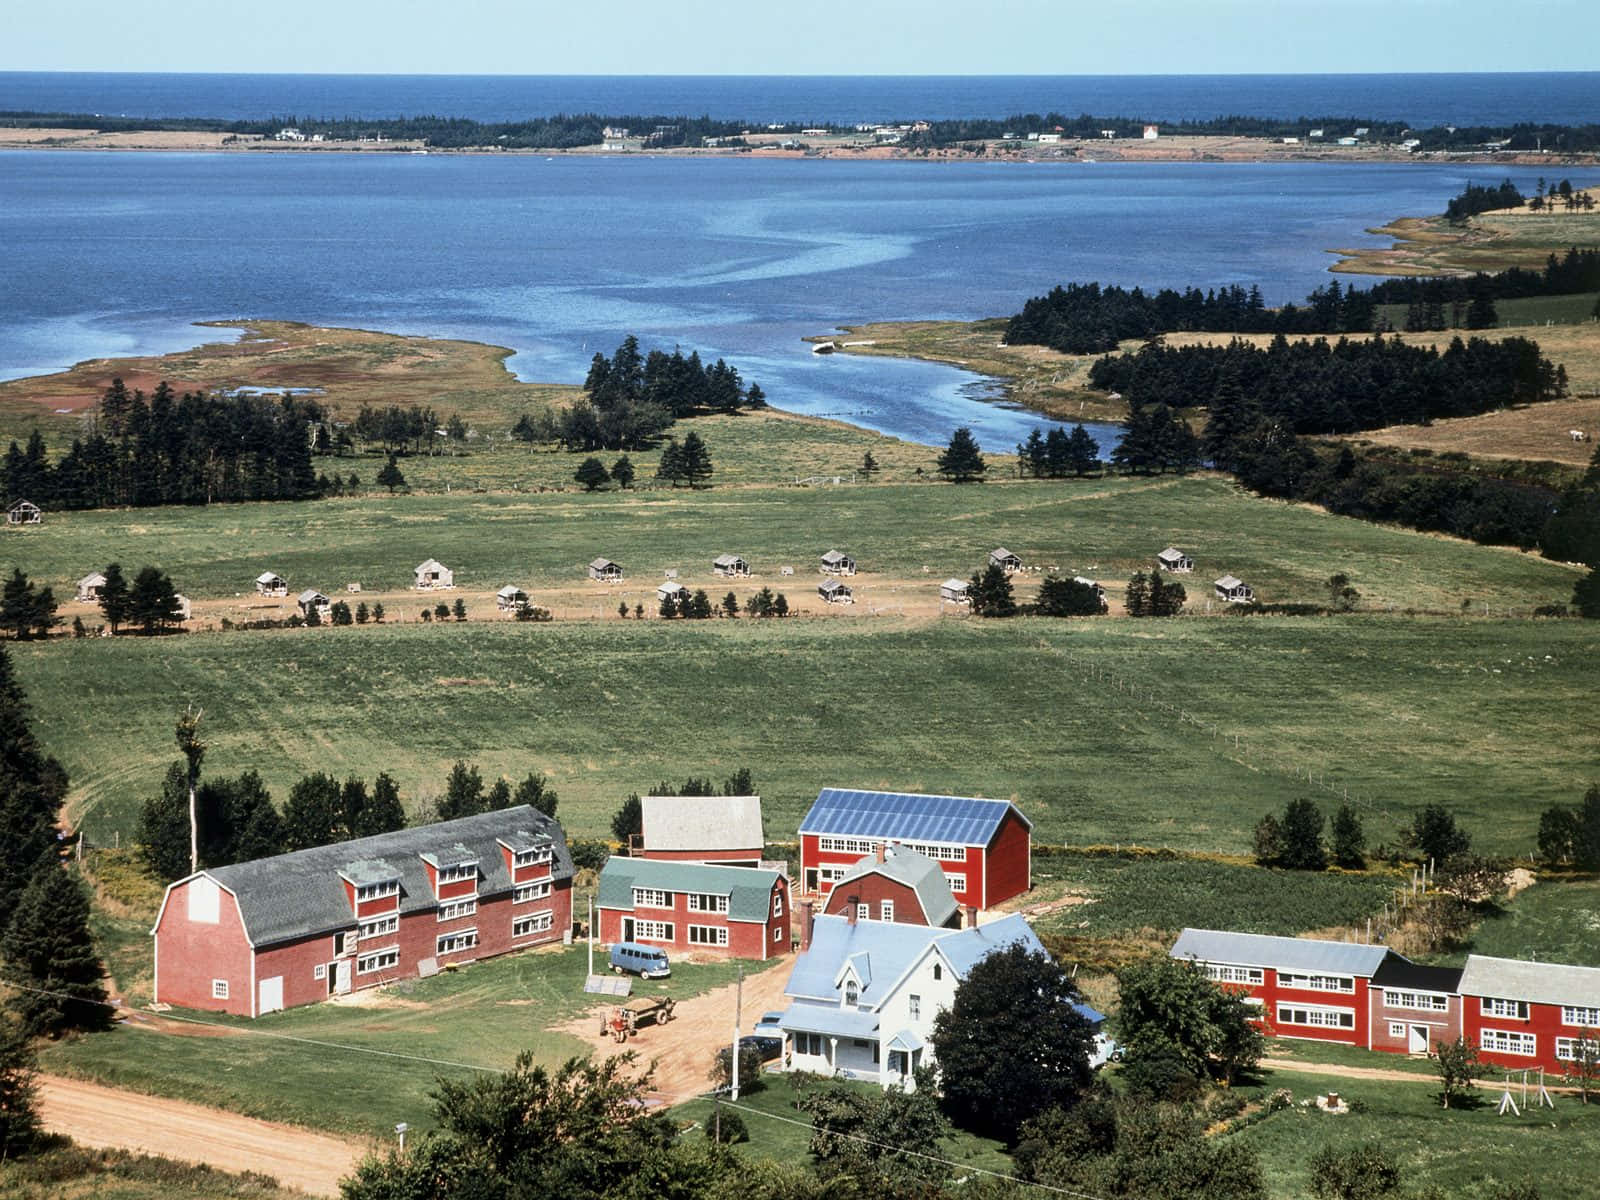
[5,107,1600,152]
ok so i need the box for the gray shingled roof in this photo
[1458,954,1600,1008]
[831,847,959,927]
[596,856,781,923]
[204,806,571,949]
[641,795,764,854]
[1171,929,1392,977]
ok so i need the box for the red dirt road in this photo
[37,1074,367,1196]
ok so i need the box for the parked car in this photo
[739,1033,783,1062]
[609,942,671,978]
[752,1010,786,1038]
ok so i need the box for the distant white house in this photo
[820,551,856,576]
[988,548,1022,574]
[1156,547,1194,573]
[818,579,854,604]
[1142,124,1160,140]
[255,571,288,597]
[588,558,623,582]
[6,500,42,526]
[414,559,454,590]
[1036,133,1061,144]
[174,594,192,621]
[1214,575,1255,604]
[939,578,970,604]
[656,580,687,604]
[496,585,528,611]
[75,572,106,603]
[713,554,750,578]
[297,589,332,621]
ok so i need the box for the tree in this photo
[434,601,450,621]
[721,591,739,618]
[439,760,485,821]
[679,431,714,488]
[1252,812,1284,866]
[1146,572,1186,617]
[610,455,635,488]
[799,1068,950,1188]
[1574,567,1600,618]
[928,943,1094,1143]
[512,772,558,820]
[708,1043,767,1096]
[967,562,1017,618]
[575,456,610,491]
[1309,1143,1402,1200]
[138,762,191,880]
[1066,423,1101,475]
[0,570,57,641]
[0,1011,40,1156]
[1434,1035,1479,1109]
[1116,955,1263,1088]
[772,592,788,618]
[282,772,345,850]
[1331,804,1366,869]
[98,562,129,633]
[1,860,112,1036]
[936,426,986,482]
[655,438,684,486]
[1125,570,1150,617]
[360,772,407,836]
[1538,802,1581,866]
[1407,805,1471,865]
[0,646,67,917]
[744,382,766,409]
[453,597,467,622]
[128,566,182,635]
[860,449,878,477]
[355,601,369,624]
[659,590,677,619]
[1326,572,1360,612]
[1037,575,1106,616]
[1278,797,1327,871]
[372,602,385,623]
[689,589,713,619]
[174,705,205,876]
[611,794,643,845]
[376,454,406,493]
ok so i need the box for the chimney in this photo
[799,899,814,950]
[965,905,979,929]
[874,842,886,864]
[846,895,860,925]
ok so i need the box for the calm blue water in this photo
[4,152,1599,450]
[3,71,1599,129]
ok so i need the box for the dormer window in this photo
[845,980,859,1006]
[512,846,551,868]
[437,862,478,885]
[355,879,399,902]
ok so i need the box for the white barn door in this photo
[258,976,284,1015]
[334,960,352,995]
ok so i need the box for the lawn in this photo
[1457,877,1600,968]
[42,944,744,1140]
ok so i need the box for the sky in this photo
[3,0,1597,74]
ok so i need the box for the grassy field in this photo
[1456,877,1600,968]
[0,1143,301,1200]
[1235,1066,1600,1200]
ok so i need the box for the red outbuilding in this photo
[1458,954,1600,1077]
[596,857,790,961]
[638,794,765,865]
[820,844,962,927]
[152,806,573,1017]
[798,788,1032,910]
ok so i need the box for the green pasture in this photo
[10,613,1596,857]
[1457,877,1600,968]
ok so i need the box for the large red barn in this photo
[151,806,573,1017]
[797,788,1031,910]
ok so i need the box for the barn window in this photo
[188,877,221,924]
[211,979,229,1000]
[880,900,895,921]
[314,964,327,980]
[856,903,869,921]
[513,912,553,938]
[1482,997,1530,1020]
[772,893,784,917]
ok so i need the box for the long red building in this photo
[152,806,573,1017]
[596,856,790,961]
[797,788,1031,910]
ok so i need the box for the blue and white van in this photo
[609,942,671,978]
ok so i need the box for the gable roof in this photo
[497,585,526,599]
[820,550,851,564]
[1458,954,1600,1008]
[1215,575,1245,589]
[800,787,1030,847]
[195,806,570,949]
[657,580,686,594]
[1158,547,1188,560]
[77,572,106,587]
[416,558,447,573]
[298,589,328,604]
[713,554,747,568]
[590,557,620,571]
[1170,928,1392,977]
[785,912,1043,1009]
[641,794,763,853]
[597,856,781,923]
[256,571,284,584]
[940,578,968,592]
[1371,957,1463,995]
[818,579,850,593]
[832,847,958,927]
[990,547,1019,561]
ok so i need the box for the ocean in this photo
[3,71,1599,129]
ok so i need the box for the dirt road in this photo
[1260,1056,1435,1084]
[557,960,793,1103]
[37,1074,367,1196]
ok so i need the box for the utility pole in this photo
[731,963,744,1101]
[587,894,594,978]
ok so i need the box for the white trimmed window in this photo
[355,880,399,902]
[633,919,674,942]
[909,994,921,1019]
[856,903,870,921]
[513,847,551,868]
[314,963,327,980]
[901,841,965,863]
[773,926,783,942]
[1384,989,1449,1012]
[1242,995,1265,1009]
[633,888,673,909]
[211,979,229,1000]
[1204,964,1264,986]
[338,931,358,956]
[1278,972,1355,994]
[513,911,553,938]
[360,914,399,940]
[514,881,552,904]
[773,892,784,916]
[880,900,895,921]
[688,924,729,946]
[1481,1028,1536,1056]
[437,928,479,956]
[943,872,966,893]
[1276,1003,1355,1030]
[818,866,846,884]
[1556,1036,1600,1062]
[687,893,729,914]
[1562,1006,1600,1027]
[1482,997,1529,1020]
[1389,1021,1406,1038]
[437,863,478,885]
[438,898,478,922]
[357,948,399,974]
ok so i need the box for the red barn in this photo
[639,794,764,865]
[821,844,962,927]
[596,857,790,961]
[798,788,1031,910]
[152,806,573,1017]
[1458,954,1600,1077]
[1367,957,1464,1057]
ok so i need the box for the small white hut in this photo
[713,554,750,578]
[588,558,623,582]
[255,571,288,597]
[414,559,454,590]
[940,578,970,604]
[496,585,528,611]
[298,589,332,620]
[75,572,107,603]
[1156,547,1194,573]
[818,578,854,604]
[1214,575,1254,604]
[820,550,856,576]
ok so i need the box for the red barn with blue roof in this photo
[798,788,1031,910]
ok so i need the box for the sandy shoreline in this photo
[3,126,1595,166]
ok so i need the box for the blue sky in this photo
[3,0,1596,74]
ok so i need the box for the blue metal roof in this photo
[778,1003,882,1039]
[799,788,1029,846]
[1170,929,1392,977]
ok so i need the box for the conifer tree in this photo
[575,457,611,491]
[0,646,67,916]
[282,772,345,850]
[679,432,714,488]
[138,763,191,881]
[936,427,986,482]
[98,563,129,634]
[512,772,558,821]
[1,861,112,1036]
[439,761,485,821]
[0,1010,40,1155]
[362,772,408,836]
[610,456,635,489]
[376,454,407,493]
[1125,571,1150,617]
[1332,804,1366,869]
[968,563,1017,618]
[487,778,513,811]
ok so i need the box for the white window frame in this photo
[211,979,229,1000]
[1562,1006,1600,1027]
[1204,964,1264,986]
[773,926,783,943]
[314,963,327,980]
[773,892,784,916]
[686,893,729,914]
[688,924,729,947]
[1480,1028,1536,1056]
[436,862,478,885]
[1556,1036,1600,1062]
[1384,989,1449,1012]
[1482,997,1529,1020]
[856,903,870,921]
[880,899,895,921]
[513,847,551,869]
[632,919,674,942]
[909,993,921,1020]
[437,928,479,956]
[438,898,478,922]
[513,911,554,938]
[360,913,399,941]
[514,880,552,904]
[633,888,673,909]
[1389,1021,1407,1038]
[943,872,966,893]
[355,879,399,902]
[357,947,399,975]
[338,930,358,956]
[1278,971,1355,994]
[1275,1003,1355,1030]
[844,979,859,1006]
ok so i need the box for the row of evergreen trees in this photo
[2,381,322,512]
